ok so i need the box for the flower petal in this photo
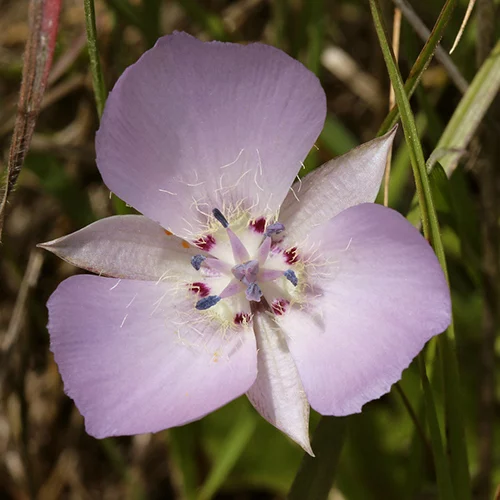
[39,215,199,281]
[96,32,326,238]
[246,310,312,454]
[279,127,397,244]
[277,203,451,416]
[48,275,257,437]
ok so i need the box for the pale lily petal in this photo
[246,311,312,454]
[48,275,257,437]
[279,127,397,244]
[278,203,451,416]
[96,32,326,239]
[39,215,199,281]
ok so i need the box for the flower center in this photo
[188,208,300,320]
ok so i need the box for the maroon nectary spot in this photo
[189,282,210,297]
[271,299,290,316]
[234,312,252,325]
[249,217,266,234]
[193,234,216,251]
[283,246,299,264]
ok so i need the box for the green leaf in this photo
[369,2,471,499]
[417,355,455,500]
[378,0,457,135]
[288,416,347,500]
[432,39,500,175]
[448,168,481,262]
[197,403,257,500]
[168,426,200,500]
[305,0,326,76]
[84,0,107,118]
[429,162,452,214]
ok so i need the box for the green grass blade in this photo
[305,0,325,76]
[369,0,432,237]
[84,0,107,118]
[168,426,199,500]
[197,406,256,500]
[369,2,471,499]
[431,39,500,175]
[378,0,457,135]
[271,0,288,49]
[417,356,455,500]
[288,417,347,500]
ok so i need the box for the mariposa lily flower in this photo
[42,32,451,454]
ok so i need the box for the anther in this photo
[284,269,298,287]
[212,208,229,228]
[191,255,206,271]
[245,282,263,302]
[195,295,221,310]
[265,222,285,237]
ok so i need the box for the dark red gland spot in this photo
[249,217,266,234]
[194,234,216,251]
[189,282,210,297]
[284,247,299,264]
[271,299,290,316]
[234,312,252,325]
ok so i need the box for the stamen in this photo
[265,222,285,237]
[257,235,271,264]
[191,254,206,271]
[284,269,298,286]
[195,295,221,310]
[227,228,250,263]
[245,282,263,302]
[212,208,229,228]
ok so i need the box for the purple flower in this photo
[41,32,451,454]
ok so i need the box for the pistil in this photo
[191,208,299,312]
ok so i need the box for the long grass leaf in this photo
[84,0,107,118]
[197,406,256,500]
[288,417,347,500]
[369,2,471,499]
[378,0,457,135]
[431,39,500,175]
[417,356,455,499]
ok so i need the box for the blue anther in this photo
[265,222,285,237]
[191,254,206,271]
[245,282,263,302]
[212,208,229,228]
[195,295,221,310]
[284,269,298,287]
